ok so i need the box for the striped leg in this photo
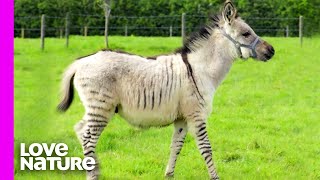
[75,110,112,180]
[165,120,188,177]
[190,120,219,180]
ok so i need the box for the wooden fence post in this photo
[104,2,111,48]
[21,28,25,39]
[84,26,88,37]
[299,16,303,47]
[40,14,45,50]
[65,12,70,47]
[60,28,63,39]
[125,25,128,36]
[286,25,289,37]
[170,26,172,37]
[181,13,186,44]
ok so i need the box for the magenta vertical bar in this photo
[0,0,14,179]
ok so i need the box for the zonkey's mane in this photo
[176,15,221,54]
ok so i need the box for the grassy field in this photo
[14,36,320,179]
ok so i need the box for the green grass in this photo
[14,36,320,179]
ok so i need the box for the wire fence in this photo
[14,14,308,39]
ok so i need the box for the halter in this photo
[220,29,260,59]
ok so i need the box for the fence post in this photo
[170,26,172,37]
[84,26,88,37]
[60,28,63,39]
[286,25,289,37]
[65,12,70,47]
[40,14,45,50]
[104,1,111,48]
[125,25,128,36]
[181,13,186,44]
[21,28,25,39]
[299,16,303,47]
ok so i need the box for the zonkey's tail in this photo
[57,61,79,112]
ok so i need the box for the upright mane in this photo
[176,15,222,54]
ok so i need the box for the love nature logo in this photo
[20,143,95,171]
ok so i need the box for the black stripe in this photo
[151,90,155,109]
[86,145,96,149]
[98,99,106,103]
[83,134,91,138]
[197,130,207,138]
[78,77,91,81]
[181,53,204,102]
[137,89,140,108]
[176,144,183,148]
[84,150,95,156]
[150,77,154,109]
[88,105,107,111]
[166,171,174,176]
[197,122,206,128]
[199,134,208,141]
[88,124,106,128]
[204,154,211,161]
[90,132,98,136]
[83,140,90,146]
[176,140,184,144]
[201,150,212,156]
[206,157,212,164]
[87,119,107,123]
[102,93,112,99]
[143,88,147,109]
[199,145,212,150]
[192,114,200,119]
[89,90,99,94]
[159,89,162,106]
[87,113,107,119]
[198,127,206,134]
[198,142,211,146]
[195,119,203,122]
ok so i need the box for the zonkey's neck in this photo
[187,32,237,88]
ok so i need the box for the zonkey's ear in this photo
[222,0,237,25]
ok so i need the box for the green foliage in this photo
[14,0,320,37]
[14,36,320,179]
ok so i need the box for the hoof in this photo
[87,175,98,180]
[165,172,174,178]
[210,176,219,180]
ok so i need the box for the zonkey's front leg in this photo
[189,119,219,180]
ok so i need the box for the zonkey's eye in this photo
[242,32,251,37]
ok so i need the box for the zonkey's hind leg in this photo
[165,119,188,177]
[188,118,219,180]
[75,108,115,180]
